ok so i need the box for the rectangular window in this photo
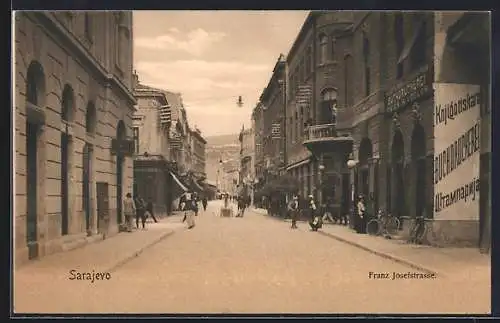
[410,16,427,71]
[299,58,305,82]
[330,37,336,60]
[133,127,139,154]
[306,47,312,75]
[394,13,404,79]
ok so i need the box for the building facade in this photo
[252,102,265,192]
[189,126,208,187]
[238,126,255,201]
[132,76,189,217]
[431,12,490,250]
[259,54,287,188]
[14,11,136,266]
[280,11,490,248]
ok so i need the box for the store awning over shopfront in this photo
[191,178,204,193]
[286,158,311,172]
[170,171,188,192]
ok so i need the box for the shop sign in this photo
[385,66,433,113]
[111,139,135,156]
[433,83,481,221]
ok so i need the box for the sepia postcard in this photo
[12,10,491,316]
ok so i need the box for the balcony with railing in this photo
[303,123,354,153]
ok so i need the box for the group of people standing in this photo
[285,193,370,234]
[122,193,158,232]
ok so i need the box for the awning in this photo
[170,171,188,192]
[191,178,204,193]
[286,158,311,172]
[397,19,425,64]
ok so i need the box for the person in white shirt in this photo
[122,193,136,232]
[356,195,367,233]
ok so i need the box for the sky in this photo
[133,10,309,137]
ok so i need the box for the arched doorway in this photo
[61,84,75,236]
[411,123,426,218]
[83,101,97,233]
[82,143,91,232]
[25,60,46,259]
[116,120,126,225]
[358,138,373,198]
[392,130,405,219]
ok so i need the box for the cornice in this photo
[31,12,136,107]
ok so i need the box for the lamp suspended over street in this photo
[236,95,244,107]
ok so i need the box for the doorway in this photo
[116,121,126,225]
[411,123,427,218]
[82,144,91,232]
[61,132,69,235]
[26,122,39,259]
[341,173,350,216]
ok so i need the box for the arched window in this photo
[85,101,97,134]
[115,12,129,70]
[61,85,75,122]
[320,89,338,124]
[319,33,328,65]
[26,65,40,106]
[330,36,336,60]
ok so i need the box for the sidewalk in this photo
[15,217,183,277]
[250,208,491,279]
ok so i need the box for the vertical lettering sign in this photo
[433,83,481,220]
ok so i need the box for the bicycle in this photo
[407,216,426,244]
[366,209,400,237]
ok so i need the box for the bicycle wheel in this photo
[385,217,400,236]
[366,219,380,236]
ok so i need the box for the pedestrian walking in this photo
[184,192,196,229]
[202,196,208,211]
[134,194,147,229]
[236,195,246,217]
[356,195,367,234]
[145,199,158,223]
[288,195,299,229]
[192,192,200,217]
[123,193,135,232]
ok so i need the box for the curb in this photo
[317,230,441,276]
[106,230,176,273]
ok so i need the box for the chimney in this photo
[133,70,139,88]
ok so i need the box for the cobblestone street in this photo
[14,201,490,314]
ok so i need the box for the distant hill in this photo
[206,134,239,147]
[205,133,241,184]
